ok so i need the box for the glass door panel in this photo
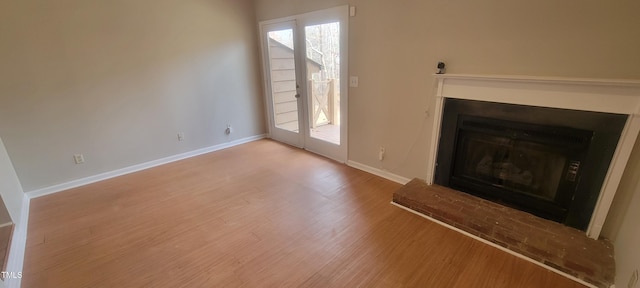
[268,29,299,133]
[261,21,304,148]
[260,6,348,162]
[305,22,341,145]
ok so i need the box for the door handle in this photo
[295,93,301,99]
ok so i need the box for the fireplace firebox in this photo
[435,99,627,230]
[451,115,593,222]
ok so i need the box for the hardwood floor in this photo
[23,139,586,287]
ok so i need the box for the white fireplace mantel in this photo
[426,74,640,239]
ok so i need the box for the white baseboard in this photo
[26,134,266,199]
[346,160,411,185]
[3,194,30,288]
[390,202,598,288]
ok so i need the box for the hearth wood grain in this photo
[23,140,585,287]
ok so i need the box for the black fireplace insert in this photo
[450,115,593,222]
[435,99,627,230]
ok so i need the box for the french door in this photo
[259,6,348,162]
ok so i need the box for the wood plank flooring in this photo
[23,139,586,287]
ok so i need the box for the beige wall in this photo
[0,137,24,224]
[611,183,640,287]
[0,137,27,288]
[255,0,640,285]
[603,138,640,287]
[256,0,640,182]
[0,0,265,191]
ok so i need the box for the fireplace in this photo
[450,115,592,223]
[426,75,640,238]
[435,99,627,230]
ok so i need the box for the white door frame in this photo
[259,5,349,163]
[259,20,305,148]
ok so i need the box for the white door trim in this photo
[258,5,349,163]
[258,20,304,148]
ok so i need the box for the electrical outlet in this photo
[73,154,85,164]
[177,132,185,141]
[349,76,359,87]
[225,124,232,135]
[629,269,638,288]
[379,147,385,161]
